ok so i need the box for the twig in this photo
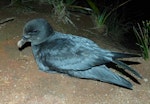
[0,17,15,24]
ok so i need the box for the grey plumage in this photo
[17,18,142,89]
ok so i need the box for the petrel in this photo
[17,18,142,89]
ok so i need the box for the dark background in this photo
[0,0,149,23]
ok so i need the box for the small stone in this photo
[143,78,148,82]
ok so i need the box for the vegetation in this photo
[47,0,71,24]
[5,0,131,32]
[86,0,131,26]
[47,0,91,27]
[133,20,150,60]
[86,0,132,42]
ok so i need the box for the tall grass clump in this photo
[86,0,131,39]
[47,0,75,27]
[105,12,131,41]
[133,20,150,60]
[86,0,131,27]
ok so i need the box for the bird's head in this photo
[17,18,54,48]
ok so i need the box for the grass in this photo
[105,13,131,41]
[47,0,76,27]
[86,0,131,37]
[47,0,94,28]
[87,0,131,27]
[86,0,132,42]
[133,20,150,60]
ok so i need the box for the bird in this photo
[17,18,142,89]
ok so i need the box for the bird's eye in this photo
[32,30,39,33]
[27,30,39,35]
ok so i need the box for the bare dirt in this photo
[0,6,150,104]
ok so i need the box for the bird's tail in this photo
[111,52,141,59]
[111,59,142,78]
[68,65,133,89]
[110,52,142,79]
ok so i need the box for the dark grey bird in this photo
[17,18,142,89]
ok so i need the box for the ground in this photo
[0,6,150,104]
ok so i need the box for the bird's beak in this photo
[17,35,29,48]
[17,38,27,48]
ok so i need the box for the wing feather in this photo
[35,34,110,72]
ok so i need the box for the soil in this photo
[0,5,150,104]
